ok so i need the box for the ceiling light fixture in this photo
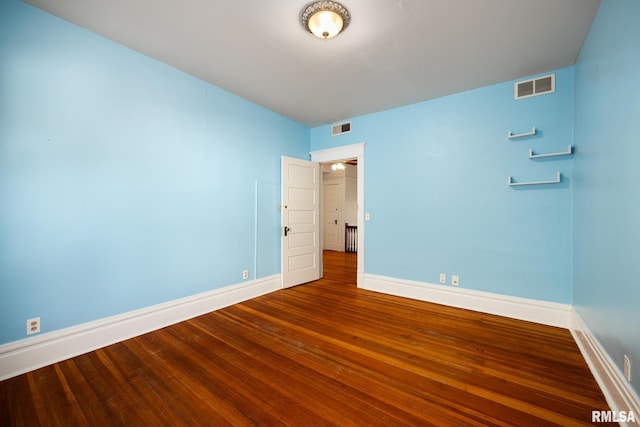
[301,1,350,40]
[331,162,346,171]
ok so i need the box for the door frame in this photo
[310,142,365,287]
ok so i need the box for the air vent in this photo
[331,121,351,136]
[514,74,555,100]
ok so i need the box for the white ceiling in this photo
[23,0,601,127]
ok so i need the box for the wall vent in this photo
[331,121,351,136]
[514,74,555,100]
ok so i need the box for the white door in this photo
[323,183,340,251]
[281,156,320,288]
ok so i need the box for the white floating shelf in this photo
[508,127,536,139]
[529,145,573,159]
[508,172,561,187]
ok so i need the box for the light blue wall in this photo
[312,68,574,303]
[0,0,309,344]
[573,0,640,394]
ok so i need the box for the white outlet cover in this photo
[27,317,40,335]
[452,275,460,286]
[439,274,446,284]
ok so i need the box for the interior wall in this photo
[0,0,309,345]
[573,0,640,394]
[311,68,575,303]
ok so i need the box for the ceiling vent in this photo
[331,121,351,136]
[514,74,555,100]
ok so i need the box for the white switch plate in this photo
[365,212,371,221]
[452,275,459,286]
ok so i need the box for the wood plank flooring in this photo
[0,251,610,426]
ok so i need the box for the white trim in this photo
[311,142,365,163]
[571,311,640,426]
[362,273,572,328]
[311,142,365,287]
[0,274,281,381]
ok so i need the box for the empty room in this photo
[1,0,639,425]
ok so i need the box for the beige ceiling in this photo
[23,0,601,127]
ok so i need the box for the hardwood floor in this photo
[0,251,609,426]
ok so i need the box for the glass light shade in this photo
[308,10,344,39]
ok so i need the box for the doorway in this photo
[321,159,358,288]
[310,143,365,287]
[321,160,358,252]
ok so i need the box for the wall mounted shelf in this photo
[508,172,561,186]
[508,127,536,139]
[529,145,573,159]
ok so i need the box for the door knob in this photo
[284,226,290,236]
[334,219,338,225]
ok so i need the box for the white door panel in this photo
[282,156,320,288]
[323,183,340,251]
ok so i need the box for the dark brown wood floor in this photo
[0,251,609,426]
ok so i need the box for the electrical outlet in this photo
[27,317,40,335]
[242,269,249,280]
[439,273,446,284]
[451,275,460,286]
[624,355,631,382]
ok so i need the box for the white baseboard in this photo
[0,274,281,381]
[362,273,572,328]
[571,311,640,426]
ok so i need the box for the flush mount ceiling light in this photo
[301,1,350,40]
[331,162,346,171]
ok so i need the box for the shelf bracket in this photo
[508,127,536,139]
[508,172,561,186]
[529,145,573,159]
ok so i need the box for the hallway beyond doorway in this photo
[321,250,357,286]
